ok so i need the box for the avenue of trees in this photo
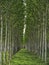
[25,0,49,63]
[0,0,24,65]
[0,0,49,65]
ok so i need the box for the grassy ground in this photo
[10,49,46,65]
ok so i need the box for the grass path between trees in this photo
[10,49,46,65]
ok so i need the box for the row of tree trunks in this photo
[0,13,15,65]
[25,0,48,63]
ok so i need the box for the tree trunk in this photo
[42,12,45,60]
[44,4,48,63]
[0,15,3,65]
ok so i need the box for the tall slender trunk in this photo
[42,12,45,60]
[38,25,40,56]
[44,4,47,63]
[39,25,42,57]
[45,23,47,63]
[9,26,12,60]
[11,27,14,56]
[1,15,3,65]
[8,24,10,65]
[5,21,8,64]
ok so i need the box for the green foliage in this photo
[0,0,49,65]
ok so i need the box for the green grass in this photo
[10,49,46,65]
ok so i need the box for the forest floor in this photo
[10,49,46,65]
